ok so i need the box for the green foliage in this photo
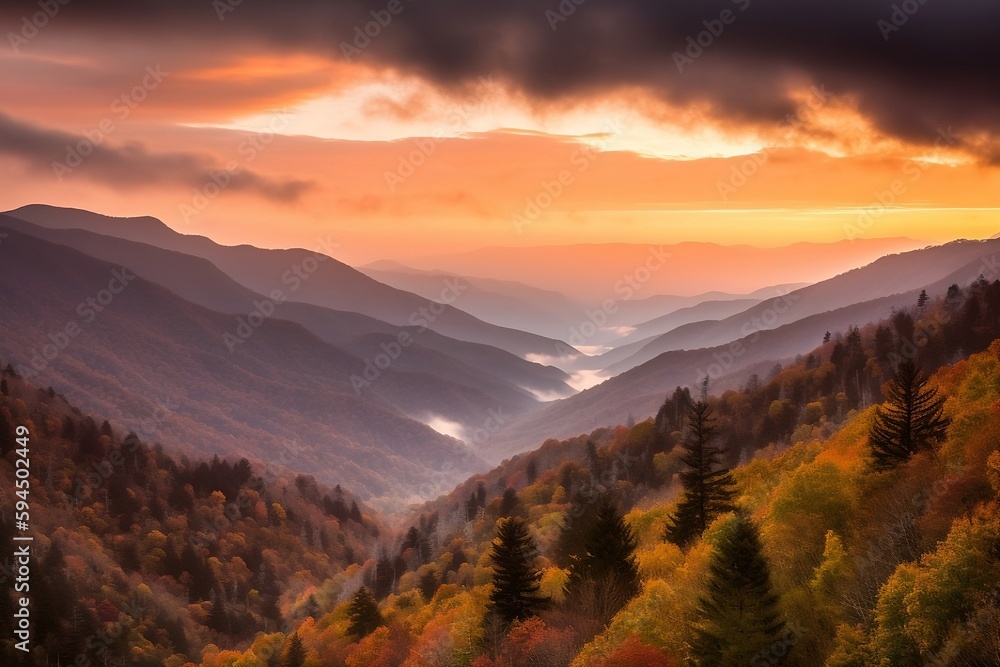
[347,586,384,639]
[664,401,736,547]
[565,496,640,627]
[283,633,307,667]
[693,512,785,666]
[869,361,951,470]
[487,517,548,626]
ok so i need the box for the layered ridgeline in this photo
[3,205,578,362]
[485,238,1000,458]
[81,296,998,666]
[0,226,490,504]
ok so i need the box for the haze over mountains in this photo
[410,239,927,302]
[1,203,995,502]
[6,205,574,362]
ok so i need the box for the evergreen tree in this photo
[917,289,929,309]
[564,495,640,626]
[498,488,519,517]
[372,554,395,599]
[664,401,736,547]
[869,360,951,470]
[693,512,785,666]
[823,331,831,344]
[283,632,307,667]
[346,586,383,638]
[487,517,548,626]
[526,459,538,485]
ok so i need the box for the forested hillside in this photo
[4,280,1000,665]
[0,369,382,666]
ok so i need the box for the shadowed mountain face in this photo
[6,203,994,481]
[0,226,490,505]
[597,239,1000,375]
[358,263,588,340]
[480,239,1000,459]
[0,215,574,403]
[3,205,578,362]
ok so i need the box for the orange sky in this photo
[2,28,999,268]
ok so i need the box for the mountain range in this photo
[2,203,996,500]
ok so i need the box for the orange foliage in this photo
[588,637,678,667]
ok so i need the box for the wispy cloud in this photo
[0,111,312,201]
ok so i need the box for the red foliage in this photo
[493,617,577,667]
[591,637,678,667]
[96,599,120,623]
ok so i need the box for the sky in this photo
[1,0,999,267]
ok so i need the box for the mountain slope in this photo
[0,215,573,401]
[3,205,578,361]
[484,242,998,458]
[359,263,586,340]
[617,298,762,344]
[0,227,490,502]
[604,239,1000,374]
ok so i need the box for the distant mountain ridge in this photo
[410,238,925,302]
[0,226,490,505]
[0,214,574,403]
[481,238,1000,458]
[3,205,578,362]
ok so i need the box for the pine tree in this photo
[349,500,363,523]
[693,512,785,666]
[664,401,736,547]
[487,517,548,626]
[823,331,831,344]
[346,586,383,638]
[917,289,929,309]
[869,360,951,470]
[499,488,519,517]
[283,632,307,667]
[564,495,640,626]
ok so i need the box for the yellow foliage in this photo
[636,541,684,581]
[540,566,568,604]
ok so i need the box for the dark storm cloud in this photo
[3,0,999,158]
[0,112,313,200]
